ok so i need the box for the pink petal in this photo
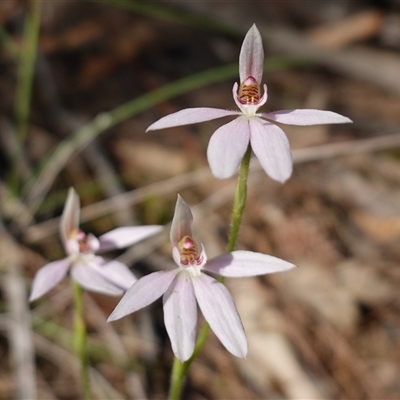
[85,233,100,254]
[60,188,80,249]
[29,257,71,302]
[163,272,197,362]
[172,246,181,266]
[170,195,193,247]
[207,118,250,179]
[204,250,296,277]
[89,256,137,290]
[71,259,126,296]
[146,108,238,131]
[262,109,352,126]
[239,24,264,84]
[250,118,293,183]
[98,225,163,252]
[107,269,179,322]
[192,273,247,358]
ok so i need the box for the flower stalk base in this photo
[73,281,91,400]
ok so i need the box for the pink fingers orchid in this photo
[108,195,296,362]
[147,24,352,183]
[29,188,163,301]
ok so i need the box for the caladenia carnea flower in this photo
[29,188,163,301]
[147,24,352,183]
[108,195,296,362]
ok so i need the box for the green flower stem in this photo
[72,281,91,400]
[168,146,252,400]
[226,145,252,252]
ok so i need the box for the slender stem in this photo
[168,146,252,400]
[72,281,91,400]
[226,145,252,252]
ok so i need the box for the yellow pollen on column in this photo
[177,235,199,265]
[238,76,261,105]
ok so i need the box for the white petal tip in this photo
[270,172,292,184]
[211,171,236,180]
[177,355,190,363]
[106,314,117,323]
[107,310,125,322]
[145,125,155,132]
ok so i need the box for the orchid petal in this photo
[146,108,239,131]
[65,238,80,255]
[85,233,100,254]
[98,225,163,252]
[107,269,179,322]
[239,24,264,84]
[207,118,250,179]
[262,109,353,126]
[170,195,193,247]
[89,256,137,290]
[250,118,293,183]
[29,257,71,302]
[172,246,181,266]
[193,273,247,358]
[163,272,197,362]
[204,250,296,277]
[60,188,80,249]
[71,259,125,296]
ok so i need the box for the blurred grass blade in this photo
[0,25,19,58]
[10,0,42,192]
[93,0,240,38]
[14,0,42,141]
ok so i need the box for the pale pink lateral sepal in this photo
[98,225,163,252]
[29,257,71,302]
[107,270,179,322]
[163,273,197,362]
[263,109,353,126]
[71,259,127,296]
[146,108,239,132]
[60,188,80,248]
[207,117,250,179]
[193,273,247,358]
[89,257,137,290]
[204,250,296,277]
[85,233,100,253]
[239,24,264,84]
[170,195,194,247]
[249,118,293,183]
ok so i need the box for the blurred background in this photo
[1,0,400,399]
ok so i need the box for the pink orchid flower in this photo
[108,195,295,362]
[29,188,163,301]
[147,24,352,183]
